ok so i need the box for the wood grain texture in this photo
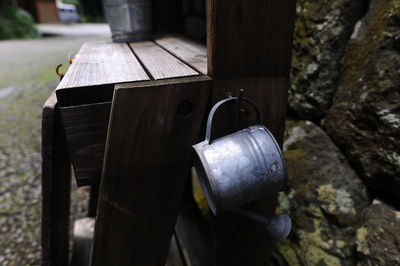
[130,41,199,80]
[42,93,71,266]
[207,0,296,78]
[57,41,149,90]
[60,102,111,186]
[90,76,211,266]
[56,41,149,106]
[155,36,207,74]
[206,0,296,265]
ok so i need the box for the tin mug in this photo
[192,96,287,215]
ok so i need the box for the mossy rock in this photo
[272,120,370,266]
[323,0,400,205]
[289,0,369,120]
[356,200,400,266]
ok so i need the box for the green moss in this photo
[341,0,400,92]
[274,240,302,266]
[356,227,370,255]
[296,222,342,266]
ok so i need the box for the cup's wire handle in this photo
[205,90,263,144]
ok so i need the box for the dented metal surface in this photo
[192,96,287,215]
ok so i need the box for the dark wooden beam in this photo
[206,0,296,265]
[41,93,71,266]
[90,77,211,266]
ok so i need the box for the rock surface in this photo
[272,120,370,266]
[289,0,368,120]
[356,200,400,266]
[323,0,400,204]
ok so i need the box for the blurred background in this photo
[0,0,109,265]
[0,0,399,265]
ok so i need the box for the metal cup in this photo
[192,96,287,215]
[103,0,152,43]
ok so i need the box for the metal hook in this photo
[56,64,64,81]
[239,89,245,102]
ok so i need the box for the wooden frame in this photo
[41,0,296,265]
[206,2,296,264]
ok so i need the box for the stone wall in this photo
[188,0,400,264]
[274,0,400,265]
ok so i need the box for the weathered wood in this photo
[60,102,111,186]
[55,38,210,187]
[90,76,211,266]
[206,0,296,265]
[130,41,199,80]
[56,41,150,107]
[41,93,71,266]
[155,36,207,74]
[207,0,296,79]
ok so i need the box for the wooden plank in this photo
[155,36,207,75]
[60,102,111,186]
[207,0,296,79]
[56,41,149,107]
[206,0,296,265]
[130,41,199,80]
[90,76,211,266]
[41,93,71,266]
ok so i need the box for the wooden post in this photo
[206,0,296,265]
[90,77,211,266]
[41,93,71,266]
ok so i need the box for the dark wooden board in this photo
[155,36,208,75]
[41,93,71,266]
[60,102,111,186]
[90,76,211,266]
[206,0,296,265]
[130,41,199,80]
[207,0,296,78]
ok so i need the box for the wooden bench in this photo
[56,36,207,186]
[41,1,296,265]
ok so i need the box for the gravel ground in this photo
[0,27,109,265]
[0,82,91,265]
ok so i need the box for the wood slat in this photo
[90,76,211,266]
[42,93,71,266]
[55,41,149,107]
[155,36,207,75]
[57,41,149,90]
[130,41,199,80]
[206,0,296,265]
[60,102,111,186]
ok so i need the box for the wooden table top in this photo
[55,36,207,107]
